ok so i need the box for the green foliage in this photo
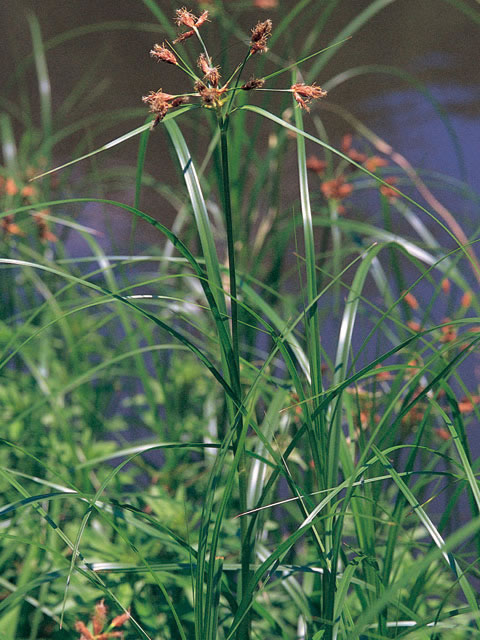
[2,1,480,639]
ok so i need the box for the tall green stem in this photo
[219,115,250,640]
[220,121,240,373]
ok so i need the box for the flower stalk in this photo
[141,9,329,640]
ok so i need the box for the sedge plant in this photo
[2,2,480,639]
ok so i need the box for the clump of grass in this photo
[2,2,480,639]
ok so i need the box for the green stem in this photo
[219,115,250,640]
[219,120,240,373]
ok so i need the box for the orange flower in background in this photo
[1,214,25,237]
[306,155,327,175]
[439,318,457,343]
[321,175,352,200]
[461,291,473,309]
[403,291,419,310]
[340,134,367,163]
[407,320,421,332]
[291,82,327,111]
[253,0,278,9]
[363,155,388,172]
[75,600,130,640]
[374,364,393,381]
[341,134,353,152]
[21,184,37,198]
[348,148,368,163]
[253,0,278,7]
[34,210,58,243]
[458,395,480,413]
[441,278,451,294]
[380,176,399,199]
[5,177,18,196]
[435,427,451,441]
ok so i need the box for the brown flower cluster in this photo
[341,134,399,198]
[306,155,327,175]
[241,77,265,91]
[250,19,272,54]
[291,83,327,112]
[143,9,327,126]
[174,7,209,43]
[142,90,189,127]
[150,43,177,65]
[75,600,130,640]
[379,176,399,199]
[305,134,404,213]
[194,80,228,107]
[197,52,221,87]
[320,175,352,201]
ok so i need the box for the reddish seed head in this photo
[250,19,272,55]
[150,43,178,65]
[458,395,480,413]
[461,291,472,309]
[241,77,265,90]
[435,427,451,441]
[379,176,399,199]
[363,155,388,172]
[173,29,195,43]
[142,90,189,126]
[253,0,278,7]
[34,212,58,242]
[306,155,327,175]
[93,600,108,636]
[175,7,197,27]
[291,82,327,111]
[75,602,130,639]
[21,184,36,198]
[195,10,209,27]
[197,53,221,87]
[341,134,352,151]
[403,291,419,310]
[347,148,368,163]
[111,611,131,628]
[441,278,451,294]
[374,364,393,381]
[174,8,209,43]
[194,80,227,107]
[407,320,421,332]
[1,214,25,237]
[5,177,18,196]
[75,621,94,640]
[321,175,352,200]
[439,318,457,343]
